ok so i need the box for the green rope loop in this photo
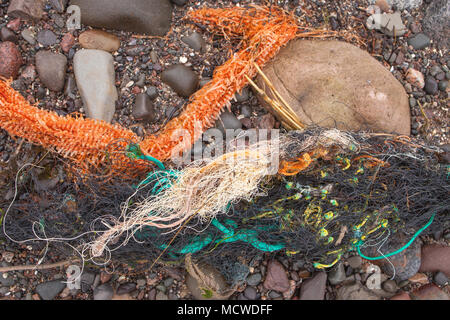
[356,213,436,261]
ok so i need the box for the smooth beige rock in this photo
[256,39,410,135]
[73,49,118,122]
[79,29,120,52]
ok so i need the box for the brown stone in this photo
[419,244,450,277]
[375,0,391,13]
[411,284,450,300]
[263,260,290,293]
[256,39,411,135]
[299,272,327,300]
[390,291,412,300]
[409,273,429,285]
[60,33,75,53]
[79,29,120,52]
[0,41,23,79]
[6,18,21,31]
[406,68,425,89]
[7,0,44,21]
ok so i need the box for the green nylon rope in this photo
[356,213,436,261]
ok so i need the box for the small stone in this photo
[375,0,391,12]
[382,279,398,293]
[438,80,448,91]
[161,64,199,97]
[215,111,243,133]
[409,97,417,107]
[49,0,68,13]
[243,286,258,300]
[390,291,411,300]
[0,273,15,287]
[64,74,76,96]
[367,12,407,36]
[35,51,67,92]
[51,13,65,28]
[21,65,36,80]
[6,18,21,32]
[21,29,36,45]
[328,262,346,285]
[133,93,157,122]
[299,272,327,300]
[1,252,14,263]
[37,30,58,47]
[246,273,262,286]
[60,33,75,53]
[7,0,44,20]
[409,273,429,285]
[135,74,146,87]
[93,283,114,300]
[411,284,449,300]
[235,87,250,102]
[171,0,187,5]
[35,280,65,300]
[116,283,136,295]
[156,291,168,300]
[126,45,146,56]
[240,105,252,118]
[146,86,158,99]
[434,271,448,286]
[430,65,443,77]
[0,27,18,43]
[73,49,118,122]
[150,50,158,63]
[424,77,438,95]
[182,32,206,52]
[263,260,290,293]
[420,245,450,277]
[136,279,146,288]
[347,257,362,270]
[337,282,380,300]
[0,41,23,79]
[79,30,120,52]
[407,33,431,50]
[406,68,425,89]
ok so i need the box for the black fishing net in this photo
[1,129,449,276]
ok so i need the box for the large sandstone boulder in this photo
[70,0,173,36]
[256,40,411,135]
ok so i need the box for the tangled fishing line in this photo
[1,128,448,275]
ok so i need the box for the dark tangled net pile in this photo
[1,129,449,277]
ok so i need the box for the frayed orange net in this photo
[0,5,331,176]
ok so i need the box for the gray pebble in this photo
[161,64,199,97]
[382,279,398,293]
[244,287,259,300]
[163,278,174,288]
[246,273,262,286]
[433,271,449,286]
[346,256,362,269]
[438,80,448,91]
[35,280,65,300]
[328,262,346,285]
[182,32,206,52]
[93,283,114,300]
[146,86,158,99]
[407,33,431,50]
[424,77,438,95]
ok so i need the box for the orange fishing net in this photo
[0,5,331,176]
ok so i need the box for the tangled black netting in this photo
[1,129,449,278]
